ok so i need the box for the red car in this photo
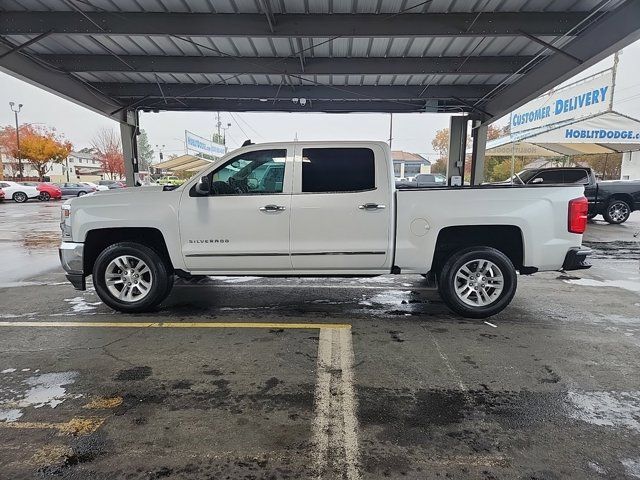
[20,182,63,201]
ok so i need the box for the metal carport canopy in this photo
[1,0,640,124]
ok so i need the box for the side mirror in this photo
[195,175,211,195]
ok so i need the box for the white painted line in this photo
[312,327,360,479]
[484,321,498,328]
[338,328,360,480]
[429,334,468,392]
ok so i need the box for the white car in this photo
[59,141,590,318]
[0,181,40,203]
[80,181,108,192]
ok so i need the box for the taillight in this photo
[568,196,588,234]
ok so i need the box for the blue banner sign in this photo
[185,130,226,157]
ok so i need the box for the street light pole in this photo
[9,102,23,178]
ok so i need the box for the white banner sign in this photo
[510,70,613,133]
[185,130,226,157]
[527,113,640,143]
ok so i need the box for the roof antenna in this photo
[242,139,253,147]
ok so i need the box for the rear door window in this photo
[301,148,375,193]
[563,169,589,184]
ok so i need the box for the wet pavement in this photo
[0,201,639,479]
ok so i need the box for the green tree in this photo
[137,130,154,172]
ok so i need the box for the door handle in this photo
[259,204,286,212]
[358,203,386,210]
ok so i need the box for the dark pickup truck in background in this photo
[503,167,640,224]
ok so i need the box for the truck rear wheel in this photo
[93,242,173,313]
[603,199,631,224]
[437,247,517,319]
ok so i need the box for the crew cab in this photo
[504,167,639,224]
[59,141,590,319]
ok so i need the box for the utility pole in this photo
[388,113,393,149]
[9,102,23,178]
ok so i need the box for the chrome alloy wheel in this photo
[608,202,629,223]
[454,259,504,307]
[105,255,153,303]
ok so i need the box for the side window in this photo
[200,149,287,196]
[530,170,563,184]
[563,169,589,184]
[301,148,375,193]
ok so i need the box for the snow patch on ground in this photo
[64,296,102,312]
[0,370,79,422]
[621,458,640,478]
[564,278,640,293]
[568,391,640,433]
[1,368,16,374]
[211,276,261,283]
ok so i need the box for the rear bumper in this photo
[562,247,592,271]
[59,242,86,290]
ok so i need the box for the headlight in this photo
[60,204,72,239]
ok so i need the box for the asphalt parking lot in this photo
[0,200,639,479]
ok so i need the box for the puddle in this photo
[567,391,640,433]
[0,371,79,422]
[564,278,640,294]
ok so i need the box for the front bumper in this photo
[59,242,86,290]
[562,247,592,271]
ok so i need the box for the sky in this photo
[1,39,639,163]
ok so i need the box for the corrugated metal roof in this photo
[0,0,626,13]
[0,0,635,118]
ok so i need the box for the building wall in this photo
[621,151,640,180]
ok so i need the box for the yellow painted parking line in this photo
[0,321,351,330]
[0,417,105,436]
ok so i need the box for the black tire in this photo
[77,191,87,197]
[39,191,51,201]
[93,242,172,313]
[13,192,28,203]
[437,246,517,319]
[603,199,631,224]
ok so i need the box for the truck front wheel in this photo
[437,247,517,319]
[93,242,173,313]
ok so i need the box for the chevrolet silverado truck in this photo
[59,141,590,319]
[503,166,640,224]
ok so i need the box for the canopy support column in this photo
[470,121,487,185]
[447,115,468,186]
[120,110,139,187]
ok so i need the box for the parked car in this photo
[20,182,62,201]
[396,173,446,188]
[0,187,4,201]
[157,176,184,186]
[98,180,126,189]
[56,182,96,197]
[497,167,640,224]
[0,181,40,203]
[60,141,590,319]
[81,181,108,192]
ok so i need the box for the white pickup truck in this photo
[59,141,590,318]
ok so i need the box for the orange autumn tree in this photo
[0,124,72,180]
[92,128,125,179]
